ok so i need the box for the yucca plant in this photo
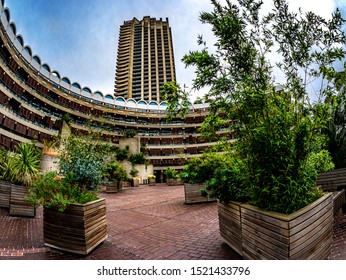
[12,142,41,186]
[0,147,16,182]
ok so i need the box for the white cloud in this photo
[4,0,343,100]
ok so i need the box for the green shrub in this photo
[59,136,105,190]
[206,158,249,203]
[164,167,178,179]
[130,168,139,177]
[1,142,41,186]
[26,172,99,212]
[163,0,344,214]
[104,161,128,182]
[114,146,129,161]
[128,152,149,165]
[179,153,232,184]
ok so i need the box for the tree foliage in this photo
[165,0,345,213]
[59,135,107,190]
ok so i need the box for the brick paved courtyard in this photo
[0,184,345,260]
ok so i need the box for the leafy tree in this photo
[164,0,345,213]
[104,161,128,182]
[164,167,179,179]
[59,135,106,190]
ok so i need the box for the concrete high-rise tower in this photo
[114,16,176,101]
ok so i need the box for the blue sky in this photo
[3,0,346,100]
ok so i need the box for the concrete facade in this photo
[114,16,176,101]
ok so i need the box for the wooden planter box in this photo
[317,168,346,191]
[166,178,183,186]
[218,193,333,259]
[43,198,107,255]
[119,181,129,189]
[149,179,156,186]
[105,182,119,193]
[184,183,217,204]
[0,180,12,208]
[9,184,36,217]
[218,201,242,256]
[131,179,139,187]
[332,189,345,214]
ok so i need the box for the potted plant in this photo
[4,142,41,217]
[165,167,183,186]
[163,0,345,259]
[26,135,108,254]
[104,160,128,193]
[42,138,59,156]
[148,174,156,186]
[41,138,60,174]
[130,168,139,187]
[179,153,227,204]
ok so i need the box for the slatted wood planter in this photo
[0,180,11,208]
[43,198,107,255]
[132,179,139,187]
[184,183,217,204]
[149,179,156,186]
[218,201,242,256]
[9,184,36,217]
[105,182,119,193]
[119,181,129,189]
[317,168,346,191]
[166,178,183,186]
[219,193,334,259]
[332,189,345,214]
[241,193,333,260]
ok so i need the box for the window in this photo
[24,46,32,56]
[33,55,41,64]
[42,64,50,72]
[72,82,81,89]
[62,77,70,84]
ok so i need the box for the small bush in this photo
[164,167,178,179]
[26,172,99,212]
[104,161,128,182]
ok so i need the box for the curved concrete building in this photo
[0,2,234,181]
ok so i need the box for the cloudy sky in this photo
[4,0,346,100]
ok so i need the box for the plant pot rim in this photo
[44,197,105,209]
[238,192,332,221]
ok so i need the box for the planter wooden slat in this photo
[167,179,183,186]
[242,229,288,259]
[291,225,333,260]
[9,184,35,217]
[219,192,333,260]
[332,189,345,213]
[240,193,333,260]
[290,204,332,246]
[119,181,129,189]
[241,221,289,250]
[132,179,139,187]
[218,201,242,256]
[43,198,107,255]
[317,168,346,190]
[184,183,216,204]
[0,180,11,208]
[105,182,119,193]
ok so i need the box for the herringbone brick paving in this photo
[0,184,345,260]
